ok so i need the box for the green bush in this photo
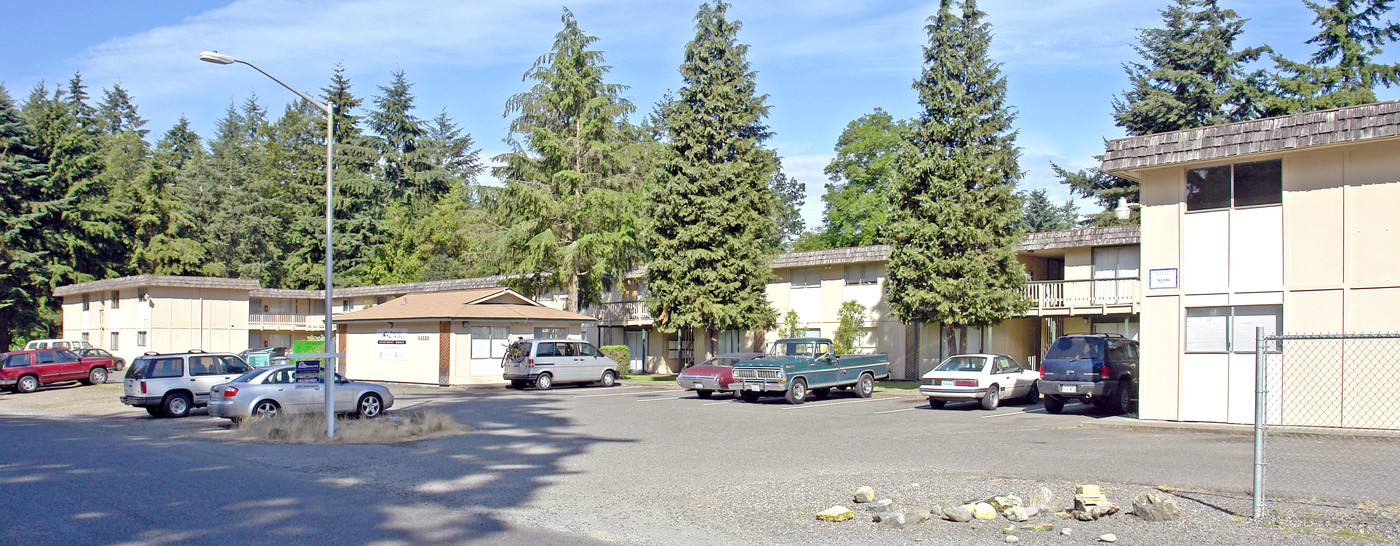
[599,345,630,376]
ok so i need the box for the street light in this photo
[201,50,342,438]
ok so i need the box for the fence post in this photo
[1252,327,1266,518]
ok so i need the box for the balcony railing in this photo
[1023,278,1140,315]
[248,314,324,330]
[597,300,652,326]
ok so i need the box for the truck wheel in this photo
[1112,380,1135,415]
[162,392,192,418]
[928,398,946,409]
[812,388,831,399]
[784,378,808,405]
[696,390,714,399]
[1043,394,1065,414]
[740,391,761,403]
[981,384,1000,410]
[854,373,874,398]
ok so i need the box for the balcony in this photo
[597,300,653,327]
[248,314,324,331]
[1022,278,1140,317]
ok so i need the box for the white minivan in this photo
[502,339,619,390]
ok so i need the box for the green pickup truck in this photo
[729,338,890,404]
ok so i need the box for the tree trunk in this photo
[566,271,580,313]
[704,326,716,361]
[0,309,11,353]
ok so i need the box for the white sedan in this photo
[919,354,1040,410]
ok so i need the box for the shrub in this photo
[599,344,630,376]
[833,300,867,355]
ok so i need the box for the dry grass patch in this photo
[232,409,467,444]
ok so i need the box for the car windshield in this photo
[767,342,829,358]
[934,356,987,373]
[1045,337,1105,361]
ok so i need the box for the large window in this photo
[1186,159,1281,211]
[110,290,120,309]
[717,330,742,354]
[844,263,878,285]
[110,332,119,351]
[471,326,510,359]
[1186,305,1281,353]
[791,268,821,289]
[533,327,568,339]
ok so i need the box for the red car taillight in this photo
[1039,366,1045,380]
[140,381,147,394]
[954,380,977,387]
[1100,364,1111,381]
[527,358,534,368]
[222,387,239,398]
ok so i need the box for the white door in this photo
[624,330,645,372]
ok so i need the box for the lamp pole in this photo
[200,51,340,438]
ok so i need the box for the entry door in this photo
[625,330,645,373]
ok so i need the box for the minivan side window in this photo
[536,343,561,357]
[560,343,577,357]
[578,343,596,357]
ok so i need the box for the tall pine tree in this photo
[1266,0,1400,114]
[493,8,643,312]
[885,0,1027,355]
[646,1,778,353]
[0,85,58,349]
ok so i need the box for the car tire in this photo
[535,373,553,391]
[855,373,875,398]
[87,367,108,385]
[812,387,831,399]
[740,390,761,403]
[599,370,617,388]
[696,390,714,399]
[1112,380,1135,415]
[928,398,946,409]
[15,375,38,393]
[784,378,808,405]
[146,407,165,418]
[356,393,384,419]
[1023,381,1040,404]
[1043,394,1065,414]
[162,392,192,418]
[981,384,1000,410]
[252,400,280,419]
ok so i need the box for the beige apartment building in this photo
[1101,99,1400,424]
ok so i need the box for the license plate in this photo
[1060,385,1076,393]
[941,380,957,386]
[693,382,704,389]
[748,383,762,391]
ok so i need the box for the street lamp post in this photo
[200,51,341,438]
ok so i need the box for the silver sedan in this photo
[208,365,394,422]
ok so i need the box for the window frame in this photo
[1185,305,1282,354]
[1186,159,1282,212]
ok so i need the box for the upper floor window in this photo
[844,263,878,286]
[82,294,90,311]
[110,290,120,309]
[1186,159,1281,211]
[792,268,821,289]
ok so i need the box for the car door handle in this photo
[190,379,196,382]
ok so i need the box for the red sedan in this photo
[675,352,765,399]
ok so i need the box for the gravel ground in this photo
[3,379,1397,545]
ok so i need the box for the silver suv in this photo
[121,350,251,418]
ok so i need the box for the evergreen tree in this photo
[494,7,643,312]
[0,85,57,349]
[65,73,97,129]
[1113,0,1269,134]
[422,109,483,185]
[203,97,288,283]
[819,108,908,249]
[368,70,449,205]
[885,0,1028,354]
[137,117,217,275]
[1052,161,1137,226]
[97,84,149,137]
[1266,0,1400,114]
[646,1,779,344]
[1018,189,1080,233]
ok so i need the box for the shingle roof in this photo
[249,275,509,299]
[54,275,260,297]
[1100,100,1400,177]
[334,288,595,323]
[766,225,1140,269]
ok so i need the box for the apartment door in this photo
[624,330,645,373]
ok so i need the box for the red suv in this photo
[1,349,116,393]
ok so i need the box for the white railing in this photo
[1023,278,1139,312]
[248,314,323,330]
[597,300,652,325]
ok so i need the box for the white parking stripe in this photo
[566,386,649,396]
[571,389,674,398]
[636,396,687,403]
[980,408,1045,418]
[874,406,921,415]
[780,397,898,410]
[703,400,737,406]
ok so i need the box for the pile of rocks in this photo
[815,483,1183,542]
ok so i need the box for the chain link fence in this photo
[1254,332,1400,517]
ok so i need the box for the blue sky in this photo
[2,0,1396,229]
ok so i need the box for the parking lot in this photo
[2,378,1396,544]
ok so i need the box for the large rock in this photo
[1132,490,1182,522]
[817,506,855,522]
[908,508,934,524]
[1029,486,1054,514]
[864,498,894,512]
[877,512,907,529]
[972,503,998,520]
[853,486,876,503]
[1099,533,1118,542]
[943,506,973,522]
[985,495,1024,512]
[1002,506,1030,522]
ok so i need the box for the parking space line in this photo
[780,397,898,410]
[571,389,674,398]
[874,406,921,415]
[980,408,1046,418]
[566,386,649,396]
[636,396,687,403]
[703,400,738,406]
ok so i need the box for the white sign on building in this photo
[376,328,408,360]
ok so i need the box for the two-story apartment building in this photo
[1100,99,1400,425]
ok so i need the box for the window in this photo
[802,328,822,338]
[1092,247,1140,280]
[110,290,120,309]
[2,353,31,368]
[534,327,567,339]
[221,356,250,375]
[1186,305,1281,353]
[578,343,596,356]
[792,268,821,289]
[536,342,562,357]
[717,330,741,354]
[265,369,294,384]
[1186,159,1281,211]
[844,263,878,285]
[189,356,222,376]
[137,331,147,347]
[341,300,352,312]
[148,358,183,379]
[81,332,90,342]
[471,326,511,359]
[137,288,148,301]
[82,294,90,311]
[110,332,119,351]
